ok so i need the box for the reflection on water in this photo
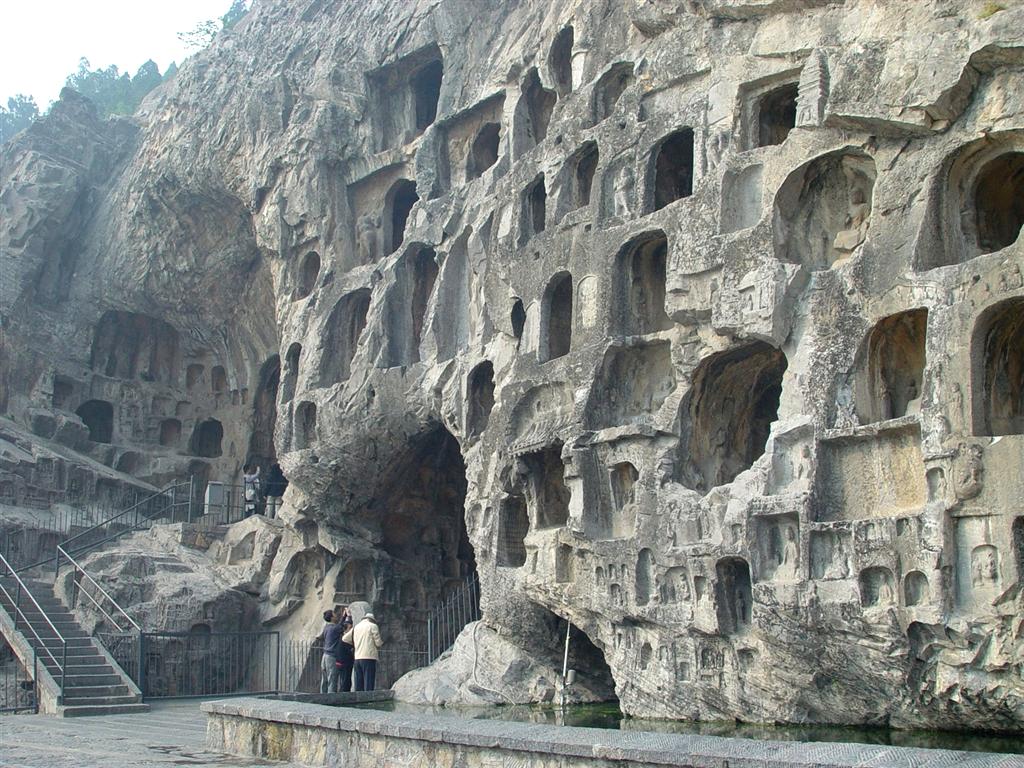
[348,700,1022,755]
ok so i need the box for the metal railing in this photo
[278,639,429,692]
[426,572,481,663]
[0,552,67,697]
[0,641,38,714]
[55,546,140,635]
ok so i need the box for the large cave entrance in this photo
[532,604,618,706]
[367,426,478,668]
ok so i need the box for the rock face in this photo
[2,0,1024,732]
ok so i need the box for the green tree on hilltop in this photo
[0,94,40,143]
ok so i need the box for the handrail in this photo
[55,545,141,633]
[61,482,181,553]
[0,551,67,693]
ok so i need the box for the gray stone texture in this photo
[2,0,1024,734]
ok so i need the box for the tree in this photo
[178,1,250,51]
[62,58,174,120]
[0,94,40,143]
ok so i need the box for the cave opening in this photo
[190,419,224,458]
[469,122,501,179]
[521,173,547,244]
[386,179,419,255]
[715,557,753,634]
[592,63,633,125]
[856,309,927,424]
[318,289,370,385]
[972,297,1024,436]
[497,493,529,567]
[372,427,478,665]
[681,342,787,492]
[549,26,574,95]
[247,354,279,471]
[294,402,317,450]
[521,442,570,529]
[650,129,694,211]
[159,418,182,447]
[511,298,526,343]
[410,247,438,360]
[295,251,321,300]
[974,151,1024,254]
[532,604,618,705]
[281,342,301,404]
[412,59,444,131]
[541,272,573,362]
[756,83,798,148]
[573,142,599,209]
[616,230,671,336]
[77,399,113,444]
[466,361,495,439]
[517,68,556,153]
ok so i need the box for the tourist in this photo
[335,614,355,692]
[344,611,382,691]
[242,464,261,519]
[319,608,345,694]
[263,463,288,519]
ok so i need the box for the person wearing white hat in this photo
[343,611,383,691]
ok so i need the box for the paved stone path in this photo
[0,699,304,767]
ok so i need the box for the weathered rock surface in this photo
[2,0,1023,731]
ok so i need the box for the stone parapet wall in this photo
[202,698,1019,768]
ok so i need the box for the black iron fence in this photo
[278,639,429,692]
[426,572,481,663]
[0,640,37,714]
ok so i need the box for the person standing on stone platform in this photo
[335,614,355,692]
[319,608,345,694]
[263,463,288,519]
[344,611,383,691]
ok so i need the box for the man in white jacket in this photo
[343,612,383,691]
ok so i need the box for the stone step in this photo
[61,672,123,686]
[62,684,131,697]
[42,656,110,669]
[60,702,150,717]
[62,694,142,707]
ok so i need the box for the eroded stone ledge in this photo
[201,697,1021,768]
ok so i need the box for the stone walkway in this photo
[0,699,303,767]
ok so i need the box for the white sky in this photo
[0,1,225,109]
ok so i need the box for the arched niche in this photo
[519,173,546,245]
[715,557,752,634]
[519,442,570,530]
[680,342,787,492]
[971,297,1024,436]
[497,493,529,567]
[635,548,654,606]
[755,83,798,148]
[539,272,573,363]
[592,62,633,125]
[248,355,280,469]
[903,570,929,607]
[513,67,556,156]
[159,418,182,447]
[511,298,526,342]
[923,135,1024,269]
[295,251,321,300]
[468,122,500,180]
[294,401,317,450]
[186,364,204,391]
[90,310,181,385]
[854,309,928,424]
[466,361,495,439]
[648,128,694,212]
[385,179,419,255]
[412,59,444,131]
[608,461,638,539]
[318,289,371,385]
[211,365,228,393]
[614,230,671,336]
[549,26,574,95]
[77,400,114,444]
[570,141,599,211]
[280,343,301,404]
[859,566,896,607]
[190,419,223,458]
[773,150,876,270]
[383,246,438,367]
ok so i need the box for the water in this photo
[348,700,1023,755]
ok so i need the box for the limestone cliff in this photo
[2,0,1023,731]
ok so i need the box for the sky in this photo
[0,0,225,109]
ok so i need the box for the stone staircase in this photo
[0,575,149,716]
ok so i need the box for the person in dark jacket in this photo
[263,463,288,519]
[335,613,355,692]
[319,608,345,694]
